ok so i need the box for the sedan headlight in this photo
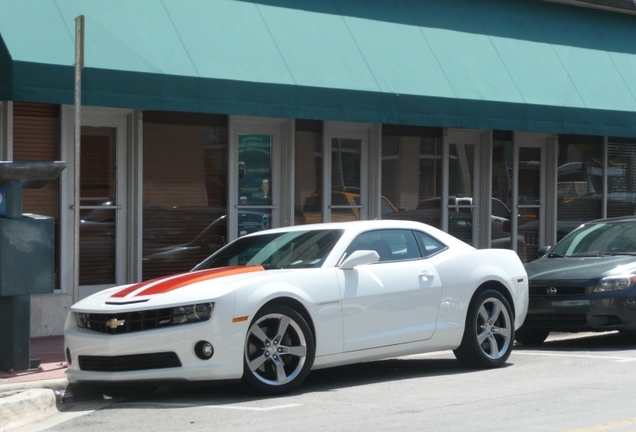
[593,275,636,293]
[172,302,214,324]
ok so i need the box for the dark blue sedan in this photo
[516,216,636,345]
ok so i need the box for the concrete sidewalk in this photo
[0,336,69,430]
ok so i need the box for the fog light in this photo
[195,341,214,360]
[66,347,72,366]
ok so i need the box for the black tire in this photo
[242,304,315,395]
[453,289,514,369]
[514,327,550,346]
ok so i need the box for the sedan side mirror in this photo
[339,250,380,269]
[537,245,551,257]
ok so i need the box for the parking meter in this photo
[0,161,65,371]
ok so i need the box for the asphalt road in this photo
[20,332,636,432]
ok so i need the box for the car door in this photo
[338,229,443,352]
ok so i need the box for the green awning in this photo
[2,0,636,136]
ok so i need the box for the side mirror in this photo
[339,250,380,269]
[537,245,551,257]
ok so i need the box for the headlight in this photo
[172,302,214,324]
[593,275,636,292]
[75,312,89,329]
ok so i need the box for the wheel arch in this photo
[259,297,317,349]
[470,280,516,320]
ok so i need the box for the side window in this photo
[345,229,420,262]
[413,230,447,258]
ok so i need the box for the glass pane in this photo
[607,138,636,218]
[557,136,603,238]
[13,102,62,289]
[294,120,322,225]
[447,142,476,244]
[330,138,362,222]
[331,138,361,191]
[79,208,115,285]
[380,128,443,230]
[80,127,116,206]
[238,134,272,206]
[517,147,541,262]
[492,137,516,254]
[238,209,271,236]
[518,147,541,205]
[142,113,228,280]
[79,127,117,285]
[516,207,539,262]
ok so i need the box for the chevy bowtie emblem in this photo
[546,287,558,295]
[106,318,126,329]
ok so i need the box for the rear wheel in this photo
[242,304,315,395]
[514,328,550,346]
[454,289,514,369]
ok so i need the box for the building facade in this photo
[2,0,636,336]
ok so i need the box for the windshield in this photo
[195,229,344,269]
[549,221,636,257]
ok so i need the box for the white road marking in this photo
[121,402,304,411]
[207,403,303,411]
[513,351,636,362]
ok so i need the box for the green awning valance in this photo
[2,0,636,136]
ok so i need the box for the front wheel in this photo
[453,289,514,369]
[242,304,315,395]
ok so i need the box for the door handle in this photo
[419,271,435,280]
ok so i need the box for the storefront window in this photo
[380,125,443,229]
[557,135,603,239]
[294,120,322,225]
[492,132,515,251]
[607,138,636,218]
[142,112,228,280]
[13,102,61,289]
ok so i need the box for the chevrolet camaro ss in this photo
[64,220,528,395]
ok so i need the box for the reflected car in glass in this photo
[516,216,636,345]
[65,220,528,396]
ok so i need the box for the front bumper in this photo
[522,288,636,332]
[64,314,247,384]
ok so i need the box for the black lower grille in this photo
[78,352,182,372]
[524,313,587,327]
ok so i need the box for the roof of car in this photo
[258,219,429,234]
[586,215,636,224]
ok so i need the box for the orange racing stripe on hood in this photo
[110,266,265,298]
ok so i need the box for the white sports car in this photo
[64,220,528,395]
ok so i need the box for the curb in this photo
[0,379,68,430]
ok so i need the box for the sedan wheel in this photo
[242,304,315,395]
[454,289,514,369]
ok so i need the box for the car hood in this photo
[71,266,269,312]
[525,256,636,281]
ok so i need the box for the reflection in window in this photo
[607,138,636,218]
[331,138,361,191]
[142,112,228,280]
[79,126,117,285]
[294,120,323,225]
[380,125,443,229]
[13,102,62,289]
[492,133,514,250]
[557,135,603,238]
